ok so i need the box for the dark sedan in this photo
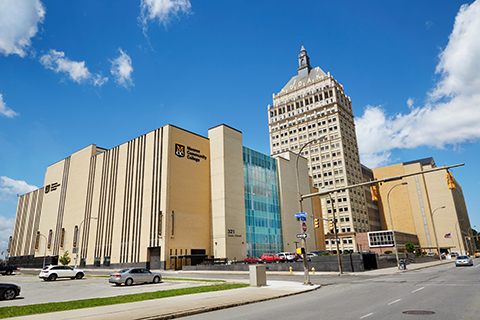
[0,283,21,300]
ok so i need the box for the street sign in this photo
[295,212,306,218]
[300,217,306,221]
[296,233,310,239]
[302,221,307,232]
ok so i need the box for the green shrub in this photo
[384,250,393,254]
[59,251,71,265]
[405,242,415,253]
[318,252,330,256]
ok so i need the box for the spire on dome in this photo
[297,44,311,78]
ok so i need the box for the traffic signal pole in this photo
[329,193,342,275]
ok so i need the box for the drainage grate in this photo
[402,311,435,315]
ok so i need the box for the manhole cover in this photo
[403,310,435,315]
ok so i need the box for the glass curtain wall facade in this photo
[243,147,282,257]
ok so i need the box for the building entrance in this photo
[148,247,162,270]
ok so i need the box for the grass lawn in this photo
[0,283,248,319]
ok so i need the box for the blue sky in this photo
[1,0,480,253]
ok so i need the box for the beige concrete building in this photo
[268,46,368,252]
[372,158,474,255]
[10,124,323,269]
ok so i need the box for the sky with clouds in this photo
[0,0,479,255]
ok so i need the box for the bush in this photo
[59,251,71,265]
[318,252,330,256]
[384,250,393,254]
[405,242,415,254]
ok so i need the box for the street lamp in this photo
[74,217,98,269]
[431,206,446,261]
[295,135,325,285]
[38,233,47,269]
[455,219,464,255]
[387,182,407,270]
[467,226,476,255]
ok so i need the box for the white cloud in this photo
[39,49,91,83]
[0,176,38,198]
[357,1,480,168]
[93,73,109,87]
[110,48,134,88]
[0,94,19,118]
[0,0,45,57]
[139,0,191,33]
[0,215,15,253]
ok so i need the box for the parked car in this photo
[0,265,17,276]
[277,252,297,262]
[243,257,260,264]
[455,255,473,267]
[109,268,162,286]
[39,265,84,281]
[0,283,21,300]
[450,252,459,258]
[260,253,284,263]
[474,250,480,258]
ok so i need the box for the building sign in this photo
[45,182,60,194]
[175,143,207,163]
[175,143,185,158]
[227,229,242,238]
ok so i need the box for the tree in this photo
[59,251,71,265]
[405,242,415,254]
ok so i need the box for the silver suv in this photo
[39,265,84,281]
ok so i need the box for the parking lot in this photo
[0,273,218,307]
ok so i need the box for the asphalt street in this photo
[182,261,480,320]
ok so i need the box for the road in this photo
[182,261,480,320]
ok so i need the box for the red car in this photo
[243,257,260,264]
[260,253,285,263]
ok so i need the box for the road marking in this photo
[360,313,373,319]
[388,299,401,305]
[412,286,425,293]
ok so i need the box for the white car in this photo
[277,252,297,262]
[39,265,85,281]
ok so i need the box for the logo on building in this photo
[44,182,60,194]
[175,143,185,158]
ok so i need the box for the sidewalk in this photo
[12,280,320,320]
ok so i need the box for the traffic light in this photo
[314,218,320,229]
[329,220,334,233]
[446,172,456,190]
[371,185,378,201]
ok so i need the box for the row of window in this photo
[270,106,338,131]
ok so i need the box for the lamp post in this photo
[431,206,446,261]
[454,219,464,255]
[38,233,47,269]
[295,135,325,285]
[387,182,407,270]
[467,226,476,255]
[74,217,98,269]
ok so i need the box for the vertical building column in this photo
[208,125,246,261]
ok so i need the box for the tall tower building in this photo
[268,46,369,252]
